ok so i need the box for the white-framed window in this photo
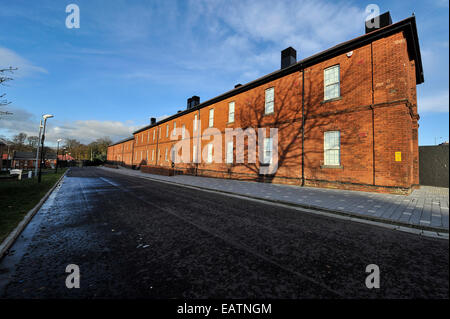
[152,149,154,161]
[209,109,214,127]
[141,134,143,143]
[146,150,148,161]
[153,129,156,141]
[226,140,233,164]
[324,131,340,166]
[159,127,161,138]
[194,114,198,131]
[171,146,175,162]
[147,131,150,142]
[265,87,274,114]
[228,101,235,123]
[166,124,169,137]
[324,65,340,100]
[207,143,213,163]
[263,137,273,164]
[193,145,197,163]
[165,148,168,161]
[173,122,176,135]
[182,124,185,139]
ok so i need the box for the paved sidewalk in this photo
[100,166,449,232]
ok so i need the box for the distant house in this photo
[12,151,57,169]
[0,138,11,171]
[58,154,75,161]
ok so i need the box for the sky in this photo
[0,0,448,146]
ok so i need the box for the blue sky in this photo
[0,0,448,146]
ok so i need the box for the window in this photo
[194,114,198,131]
[146,150,148,161]
[193,145,197,163]
[182,124,186,139]
[141,134,143,143]
[207,143,213,163]
[265,87,274,114]
[324,65,340,100]
[147,131,150,142]
[171,147,175,162]
[263,137,273,164]
[228,102,235,123]
[165,148,168,161]
[158,149,160,162]
[152,149,154,161]
[226,141,233,164]
[173,122,176,136]
[166,124,169,137]
[324,131,340,166]
[159,127,161,138]
[209,109,214,127]
[153,129,156,141]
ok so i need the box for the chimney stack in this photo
[365,11,392,34]
[150,117,156,125]
[234,83,242,88]
[281,47,297,69]
[187,96,200,109]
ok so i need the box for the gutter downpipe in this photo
[301,65,305,186]
[370,43,376,186]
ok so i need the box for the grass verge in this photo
[0,169,67,243]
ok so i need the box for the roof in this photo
[109,136,134,147]
[13,151,56,160]
[132,15,423,135]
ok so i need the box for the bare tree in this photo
[27,135,40,148]
[0,67,17,117]
[13,132,27,145]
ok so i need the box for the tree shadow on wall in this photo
[235,65,365,184]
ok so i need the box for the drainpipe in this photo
[121,144,124,166]
[195,109,200,176]
[155,126,160,166]
[131,138,135,169]
[301,66,305,186]
[370,43,376,186]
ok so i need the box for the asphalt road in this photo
[0,167,448,298]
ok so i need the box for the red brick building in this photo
[107,137,135,168]
[108,14,423,194]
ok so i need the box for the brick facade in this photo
[107,16,423,194]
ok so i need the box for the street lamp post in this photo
[38,114,54,183]
[55,138,62,173]
[34,119,44,178]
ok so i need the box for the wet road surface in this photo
[0,167,448,298]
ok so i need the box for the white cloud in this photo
[418,91,449,113]
[113,0,366,84]
[46,120,138,144]
[0,47,47,77]
[207,0,365,54]
[0,106,138,145]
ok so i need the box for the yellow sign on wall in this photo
[395,152,402,162]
